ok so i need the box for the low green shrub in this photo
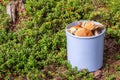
[0,0,120,79]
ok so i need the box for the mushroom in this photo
[75,28,93,37]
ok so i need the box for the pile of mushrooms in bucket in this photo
[67,21,105,37]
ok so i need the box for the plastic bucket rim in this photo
[65,20,106,39]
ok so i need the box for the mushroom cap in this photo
[83,21,95,30]
[75,28,93,37]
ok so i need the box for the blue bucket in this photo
[65,20,106,72]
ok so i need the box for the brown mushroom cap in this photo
[75,28,93,37]
[72,26,81,29]
[83,21,95,30]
